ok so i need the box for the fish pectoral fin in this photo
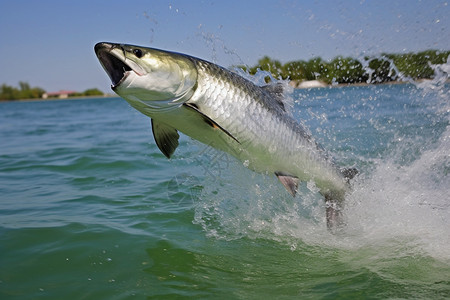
[275,172,299,197]
[151,119,180,159]
[183,103,240,144]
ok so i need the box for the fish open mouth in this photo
[95,43,133,89]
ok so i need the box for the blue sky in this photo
[0,0,448,93]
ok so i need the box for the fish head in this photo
[94,42,197,112]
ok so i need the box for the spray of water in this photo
[192,56,450,263]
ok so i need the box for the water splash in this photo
[193,59,450,263]
[343,58,450,260]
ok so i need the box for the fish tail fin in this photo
[324,193,345,233]
[324,168,358,233]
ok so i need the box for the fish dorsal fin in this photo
[261,83,286,111]
[151,119,180,158]
[183,103,240,144]
[275,172,299,197]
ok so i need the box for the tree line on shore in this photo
[238,49,449,84]
[1,49,448,100]
[0,82,104,101]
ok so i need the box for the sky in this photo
[0,0,448,93]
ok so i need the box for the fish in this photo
[94,42,357,231]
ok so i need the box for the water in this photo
[1,82,449,299]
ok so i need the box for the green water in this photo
[1,83,449,299]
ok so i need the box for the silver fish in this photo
[94,42,357,231]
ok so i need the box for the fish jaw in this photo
[94,42,145,88]
[94,42,198,112]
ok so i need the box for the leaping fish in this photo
[94,42,357,231]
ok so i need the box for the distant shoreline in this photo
[1,79,447,102]
[0,94,119,103]
[290,78,446,89]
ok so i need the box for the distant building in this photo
[42,90,77,99]
[295,80,327,89]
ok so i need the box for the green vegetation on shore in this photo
[0,82,46,100]
[0,82,104,101]
[69,88,104,98]
[239,49,449,84]
[1,50,448,100]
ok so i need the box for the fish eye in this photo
[133,49,143,58]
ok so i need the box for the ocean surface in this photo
[1,81,449,299]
